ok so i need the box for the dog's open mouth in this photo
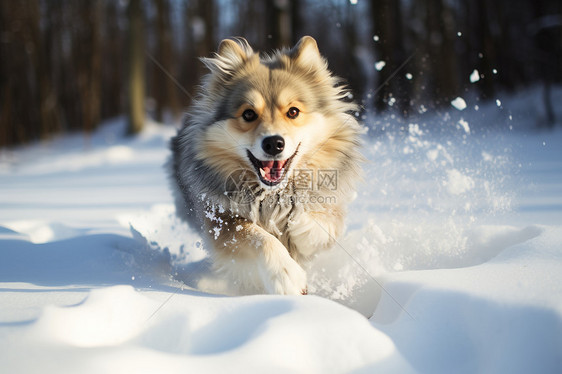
[246,144,300,186]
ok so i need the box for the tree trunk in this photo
[193,0,216,80]
[426,0,460,106]
[266,0,292,49]
[290,0,302,44]
[154,0,166,122]
[343,3,366,104]
[101,1,124,120]
[371,0,410,115]
[78,1,102,134]
[0,0,42,145]
[127,0,145,135]
[31,0,60,139]
[154,0,180,122]
[473,0,495,100]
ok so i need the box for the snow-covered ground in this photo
[1,86,561,373]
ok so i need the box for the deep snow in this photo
[1,86,562,373]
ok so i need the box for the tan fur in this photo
[170,36,363,295]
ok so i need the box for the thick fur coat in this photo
[169,36,362,295]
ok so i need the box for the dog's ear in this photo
[290,36,326,71]
[217,38,252,66]
[201,38,253,80]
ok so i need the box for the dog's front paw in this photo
[260,244,308,295]
[273,256,308,295]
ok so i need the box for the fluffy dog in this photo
[169,36,362,295]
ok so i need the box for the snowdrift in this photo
[1,87,562,373]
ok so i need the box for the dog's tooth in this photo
[259,168,266,178]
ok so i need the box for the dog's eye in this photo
[287,107,300,119]
[242,109,258,122]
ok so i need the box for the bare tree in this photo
[266,0,293,49]
[76,1,102,134]
[153,0,180,122]
[101,1,125,120]
[427,0,460,105]
[371,0,411,115]
[127,0,146,135]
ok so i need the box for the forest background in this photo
[0,0,560,146]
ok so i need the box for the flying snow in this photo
[374,61,386,71]
[470,69,480,83]
[444,168,475,195]
[451,97,467,110]
[458,119,470,134]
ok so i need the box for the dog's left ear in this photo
[290,36,326,71]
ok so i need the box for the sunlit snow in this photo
[1,85,562,373]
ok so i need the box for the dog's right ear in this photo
[218,38,251,66]
[201,38,253,81]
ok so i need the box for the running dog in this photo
[169,36,362,295]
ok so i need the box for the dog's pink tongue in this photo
[261,160,286,181]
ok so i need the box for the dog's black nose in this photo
[262,135,285,156]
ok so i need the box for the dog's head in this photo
[193,36,359,190]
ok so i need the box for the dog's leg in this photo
[204,213,307,295]
[288,207,345,258]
